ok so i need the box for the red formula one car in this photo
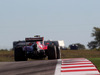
[13,36,61,61]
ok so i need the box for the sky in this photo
[0,0,100,49]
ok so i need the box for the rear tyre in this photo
[14,47,27,61]
[48,45,57,60]
[56,46,61,59]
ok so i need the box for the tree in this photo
[92,27,100,42]
[76,43,86,50]
[87,41,98,49]
[87,27,100,49]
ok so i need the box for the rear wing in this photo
[25,37,44,42]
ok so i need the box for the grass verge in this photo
[88,58,100,71]
[0,50,14,62]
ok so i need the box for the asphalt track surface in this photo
[0,60,57,75]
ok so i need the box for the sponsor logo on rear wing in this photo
[25,37,44,42]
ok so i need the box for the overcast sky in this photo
[0,0,100,49]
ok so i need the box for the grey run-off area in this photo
[0,60,57,75]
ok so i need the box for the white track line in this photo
[54,59,61,75]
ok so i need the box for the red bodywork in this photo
[36,41,47,50]
[25,37,48,50]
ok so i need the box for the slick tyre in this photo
[14,47,27,61]
[56,46,61,59]
[48,45,57,60]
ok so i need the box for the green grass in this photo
[88,58,100,71]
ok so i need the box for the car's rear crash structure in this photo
[13,36,61,61]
